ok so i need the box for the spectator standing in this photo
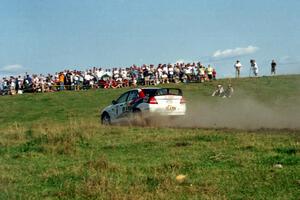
[186,64,193,81]
[162,64,168,81]
[17,75,24,94]
[143,67,150,86]
[234,60,242,78]
[0,78,3,93]
[59,72,65,91]
[199,66,205,83]
[206,65,213,80]
[3,78,9,94]
[271,60,277,75]
[15,76,20,93]
[10,77,16,95]
[24,74,32,92]
[250,60,258,77]
[121,68,127,80]
[168,64,174,82]
[212,68,217,80]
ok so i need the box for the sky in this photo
[0,0,300,78]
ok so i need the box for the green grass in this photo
[0,75,300,199]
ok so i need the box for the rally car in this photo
[100,87,186,125]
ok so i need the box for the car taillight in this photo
[149,96,158,104]
[180,97,186,104]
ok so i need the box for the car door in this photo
[115,91,130,118]
[127,90,139,111]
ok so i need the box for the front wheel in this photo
[101,113,111,125]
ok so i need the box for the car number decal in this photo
[166,105,176,111]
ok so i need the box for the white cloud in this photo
[278,56,299,65]
[212,45,259,59]
[0,64,26,73]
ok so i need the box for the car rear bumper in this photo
[146,104,186,116]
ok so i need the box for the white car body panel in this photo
[136,95,186,116]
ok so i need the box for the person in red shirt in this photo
[212,68,217,80]
[111,79,118,89]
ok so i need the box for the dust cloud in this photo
[176,95,300,130]
[116,91,300,130]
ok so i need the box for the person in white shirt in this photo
[105,69,112,78]
[39,75,46,92]
[121,68,127,79]
[234,60,242,78]
[94,68,102,80]
[84,73,91,82]
[206,65,213,81]
[161,71,169,84]
[157,67,163,82]
[32,75,39,92]
[162,64,168,77]
[250,60,258,77]
[0,78,4,92]
[73,73,79,90]
[168,64,174,82]
[199,66,205,83]
[184,64,191,75]
[113,68,119,79]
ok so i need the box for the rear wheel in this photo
[101,113,111,125]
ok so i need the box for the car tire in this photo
[101,113,111,125]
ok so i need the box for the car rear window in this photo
[142,89,157,97]
[142,88,182,97]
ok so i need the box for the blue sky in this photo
[0,0,299,77]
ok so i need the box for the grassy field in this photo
[0,75,299,199]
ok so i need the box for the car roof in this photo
[141,87,160,90]
[127,87,181,92]
[126,87,160,91]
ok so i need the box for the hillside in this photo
[0,75,299,199]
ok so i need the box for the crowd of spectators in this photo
[0,62,217,96]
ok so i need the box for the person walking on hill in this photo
[234,60,242,78]
[250,59,258,77]
[271,59,277,75]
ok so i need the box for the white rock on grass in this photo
[274,164,283,169]
[176,174,187,183]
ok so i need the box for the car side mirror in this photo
[112,100,117,105]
